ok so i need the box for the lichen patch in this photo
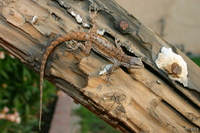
[155,47,188,87]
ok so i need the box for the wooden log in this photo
[0,0,199,132]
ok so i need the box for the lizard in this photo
[39,11,144,130]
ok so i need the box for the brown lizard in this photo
[39,12,144,130]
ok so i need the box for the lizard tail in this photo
[39,41,59,130]
[39,73,43,130]
[38,33,76,130]
[39,40,60,130]
[39,51,46,130]
[39,32,87,130]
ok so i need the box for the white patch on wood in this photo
[75,14,82,23]
[97,29,106,35]
[155,47,188,87]
[70,11,76,17]
[99,64,113,75]
[68,9,83,23]
[59,0,64,6]
[68,8,91,27]
[82,23,90,28]
[31,16,38,24]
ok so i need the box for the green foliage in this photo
[75,106,119,133]
[190,57,200,66]
[0,48,56,132]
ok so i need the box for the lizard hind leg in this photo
[65,40,92,55]
[65,40,80,53]
[78,41,92,55]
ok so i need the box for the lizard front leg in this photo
[102,59,121,83]
[115,36,124,51]
[88,7,99,34]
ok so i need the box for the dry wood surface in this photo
[0,0,199,132]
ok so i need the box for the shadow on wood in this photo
[0,0,199,132]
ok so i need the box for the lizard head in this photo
[129,57,144,68]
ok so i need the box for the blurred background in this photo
[0,0,199,133]
[117,0,200,55]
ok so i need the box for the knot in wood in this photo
[119,20,129,30]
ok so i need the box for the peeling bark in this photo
[0,0,199,132]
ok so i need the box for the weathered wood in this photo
[0,0,199,132]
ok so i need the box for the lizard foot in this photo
[105,73,114,84]
[99,64,113,75]
[115,36,123,50]
[99,64,115,84]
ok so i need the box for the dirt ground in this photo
[116,0,200,54]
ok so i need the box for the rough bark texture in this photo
[0,0,199,132]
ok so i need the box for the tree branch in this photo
[0,0,199,132]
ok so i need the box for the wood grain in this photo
[0,0,199,132]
